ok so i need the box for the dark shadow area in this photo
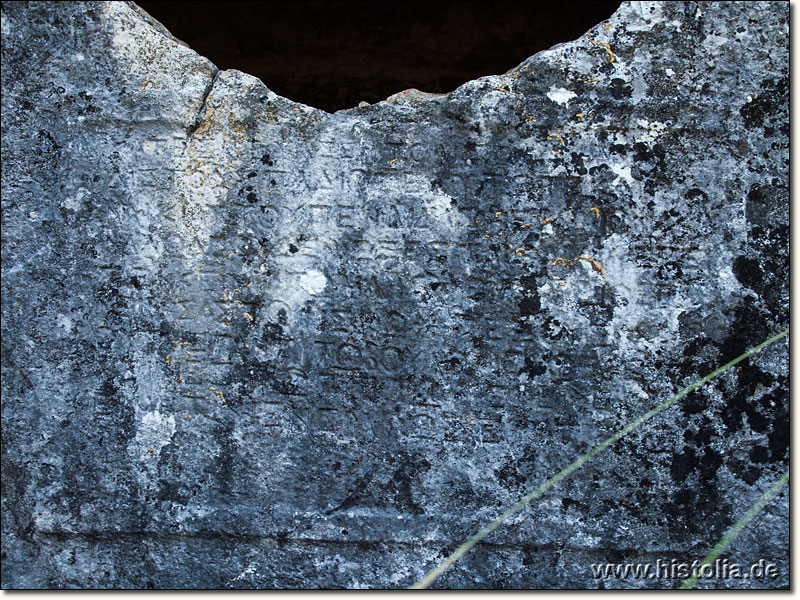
[135,1,622,113]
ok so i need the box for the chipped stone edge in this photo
[128,0,634,116]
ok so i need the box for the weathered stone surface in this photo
[1,1,788,589]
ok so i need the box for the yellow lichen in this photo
[588,37,616,62]
[551,255,606,278]
[209,386,227,404]
[551,257,574,268]
[578,256,606,278]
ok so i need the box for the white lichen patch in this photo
[299,269,327,295]
[135,410,176,457]
[56,314,74,333]
[263,263,328,326]
[0,11,10,37]
[609,163,634,186]
[62,187,89,212]
[634,118,667,143]
[398,174,463,229]
[423,190,458,224]
[625,1,667,31]
[547,87,578,106]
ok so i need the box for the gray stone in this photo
[1,0,788,589]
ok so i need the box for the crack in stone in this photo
[31,529,707,555]
[186,68,221,140]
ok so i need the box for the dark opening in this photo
[136,1,622,113]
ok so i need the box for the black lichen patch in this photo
[732,255,763,291]
[665,415,731,538]
[739,182,789,312]
[518,274,540,316]
[665,484,732,539]
[518,295,540,317]
[740,76,788,130]
[524,356,547,379]
[717,302,771,366]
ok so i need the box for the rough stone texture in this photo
[1,1,788,590]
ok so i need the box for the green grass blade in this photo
[679,469,789,590]
[410,328,788,589]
